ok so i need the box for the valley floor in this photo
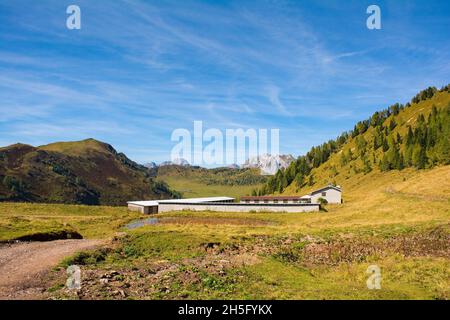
[0,166,449,300]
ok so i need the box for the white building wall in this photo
[127,204,158,214]
[128,204,145,214]
[158,203,319,213]
[310,188,341,204]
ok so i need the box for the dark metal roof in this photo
[240,185,341,200]
[310,185,342,195]
[240,196,305,201]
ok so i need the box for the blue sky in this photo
[0,0,449,165]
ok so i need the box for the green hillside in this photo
[155,165,268,199]
[257,85,450,196]
[0,139,179,205]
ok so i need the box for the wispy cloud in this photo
[322,49,372,64]
[266,85,291,116]
[0,0,448,163]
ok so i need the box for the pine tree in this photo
[294,173,304,188]
[308,175,314,186]
[340,152,348,166]
[406,126,414,146]
[382,137,389,152]
[412,145,427,169]
[398,152,405,170]
[380,154,390,171]
[404,144,413,167]
[363,158,372,174]
[371,112,381,127]
[396,132,402,144]
[389,119,397,131]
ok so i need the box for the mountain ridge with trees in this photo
[0,138,180,205]
[255,84,450,196]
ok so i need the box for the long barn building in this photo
[127,185,341,214]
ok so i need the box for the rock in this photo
[113,232,127,241]
[218,259,230,264]
[156,260,169,264]
[101,271,120,279]
[203,242,221,251]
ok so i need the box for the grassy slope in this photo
[159,176,257,199]
[37,165,449,300]
[283,90,450,196]
[0,203,140,241]
[155,166,450,236]
[39,138,112,155]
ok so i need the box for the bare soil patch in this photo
[0,239,105,299]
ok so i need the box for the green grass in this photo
[236,255,449,299]
[159,176,258,199]
[0,202,141,241]
[39,138,109,156]
[120,229,212,261]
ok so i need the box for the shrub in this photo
[61,248,110,267]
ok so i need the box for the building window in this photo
[321,192,326,196]
[264,200,269,203]
[245,200,250,203]
[283,200,288,203]
[274,200,278,203]
[254,200,259,203]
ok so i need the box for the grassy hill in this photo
[155,165,268,199]
[257,85,450,197]
[0,139,178,206]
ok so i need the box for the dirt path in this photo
[0,239,105,300]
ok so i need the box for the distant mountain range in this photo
[0,139,179,205]
[144,154,294,175]
[241,154,295,175]
[144,158,191,169]
[159,158,191,167]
